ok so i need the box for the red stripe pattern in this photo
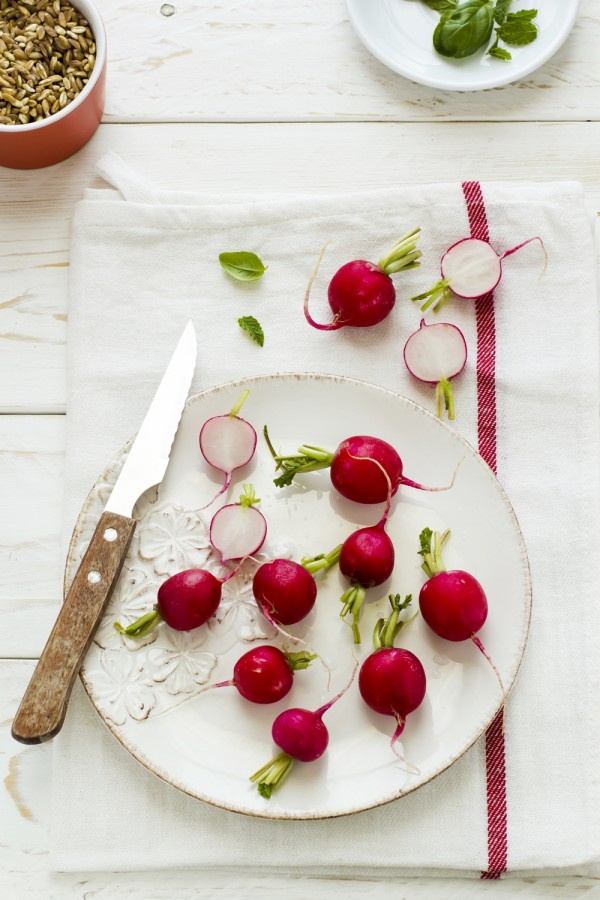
[462,181,507,879]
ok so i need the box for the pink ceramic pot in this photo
[0,0,106,169]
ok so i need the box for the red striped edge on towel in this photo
[461,180,507,880]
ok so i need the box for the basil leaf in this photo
[424,0,458,11]
[498,11,538,46]
[488,43,512,59]
[493,0,512,26]
[433,0,495,59]
[238,316,264,347]
[219,251,267,282]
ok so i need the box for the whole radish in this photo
[403,319,467,420]
[209,484,267,562]
[250,667,356,798]
[304,229,422,331]
[359,593,425,760]
[264,428,451,504]
[196,645,316,705]
[252,546,341,630]
[417,528,504,697]
[199,389,257,509]
[337,463,395,643]
[114,566,241,637]
[411,235,545,312]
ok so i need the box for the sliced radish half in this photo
[199,390,257,509]
[210,484,267,562]
[403,319,467,421]
[411,235,545,312]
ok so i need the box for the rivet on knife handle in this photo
[11,511,136,745]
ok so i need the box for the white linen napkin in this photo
[50,153,600,875]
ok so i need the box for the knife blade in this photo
[11,321,197,745]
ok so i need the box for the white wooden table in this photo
[2,1,600,896]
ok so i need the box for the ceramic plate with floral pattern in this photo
[68,374,531,819]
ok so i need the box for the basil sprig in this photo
[433,0,494,59]
[426,0,539,62]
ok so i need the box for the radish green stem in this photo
[418,527,451,579]
[340,585,366,644]
[284,650,318,671]
[264,425,334,488]
[114,607,162,637]
[250,752,295,798]
[239,483,261,507]
[228,389,250,417]
[377,228,423,275]
[411,279,452,313]
[435,378,455,420]
[301,545,342,575]
[372,594,416,650]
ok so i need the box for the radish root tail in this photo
[303,242,345,331]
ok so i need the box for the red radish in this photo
[252,548,340,629]
[411,235,545,312]
[209,484,267,562]
[114,566,240,637]
[304,229,422,331]
[418,528,504,697]
[264,428,450,504]
[196,645,316,705]
[338,463,395,643]
[199,389,257,509]
[359,593,425,760]
[403,319,467,420]
[250,667,356,797]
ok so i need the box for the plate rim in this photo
[69,371,533,820]
[345,0,581,93]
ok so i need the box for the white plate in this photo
[346,0,580,92]
[69,374,531,819]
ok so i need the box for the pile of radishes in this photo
[114,390,505,802]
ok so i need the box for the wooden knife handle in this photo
[11,511,136,745]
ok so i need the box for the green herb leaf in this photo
[219,251,267,282]
[498,11,537,45]
[488,41,512,59]
[424,0,458,12]
[433,0,495,59]
[238,315,264,347]
[506,8,537,20]
[493,0,512,26]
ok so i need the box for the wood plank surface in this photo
[94,0,600,123]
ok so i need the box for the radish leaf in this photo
[238,316,265,346]
[219,251,267,281]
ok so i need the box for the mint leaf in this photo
[498,11,538,45]
[238,316,264,347]
[219,251,266,282]
[488,43,512,59]
[424,0,458,11]
[493,0,512,25]
[507,8,537,20]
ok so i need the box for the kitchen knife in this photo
[12,320,197,745]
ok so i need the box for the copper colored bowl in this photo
[0,0,106,169]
